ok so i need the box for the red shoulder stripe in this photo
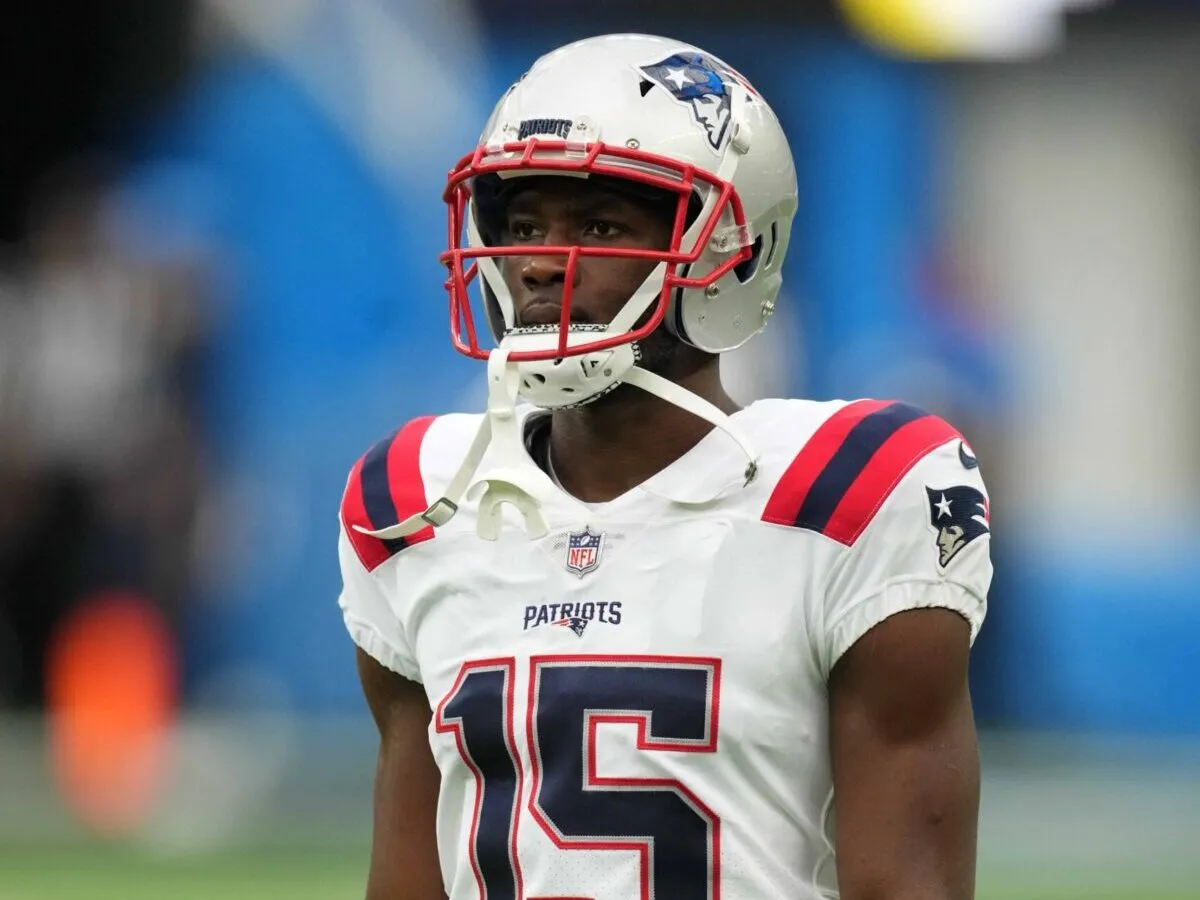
[341,416,437,572]
[385,415,438,545]
[761,399,891,527]
[821,413,959,545]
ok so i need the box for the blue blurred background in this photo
[1,1,1198,897]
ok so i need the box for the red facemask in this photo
[440,138,752,362]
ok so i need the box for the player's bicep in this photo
[828,607,979,900]
[356,648,445,900]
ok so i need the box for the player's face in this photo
[499,177,674,330]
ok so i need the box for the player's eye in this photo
[583,219,624,239]
[507,220,542,242]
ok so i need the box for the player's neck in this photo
[547,360,738,503]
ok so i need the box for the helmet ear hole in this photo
[733,233,765,284]
[668,265,692,343]
[762,222,779,269]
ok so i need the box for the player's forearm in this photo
[364,840,447,900]
[840,886,973,900]
[363,835,447,900]
[830,608,980,900]
[835,775,979,900]
[834,794,979,900]
[365,803,445,900]
[364,881,446,900]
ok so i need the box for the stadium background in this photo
[1,1,1198,897]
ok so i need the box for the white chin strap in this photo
[354,350,759,542]
[621,366,758,486]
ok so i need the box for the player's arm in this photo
[356,647,446,900]
[828,607,979,900]
[338,422,447,900]
[770,403,991,899]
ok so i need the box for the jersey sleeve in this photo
[335,416,439,683]
[817,430,991,679]
[337,523,421,681]
[761,400,991,679]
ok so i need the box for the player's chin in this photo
[582,341,704,411]
[513,316,596,330]
[513,304,596,329]
[635,328,708,380]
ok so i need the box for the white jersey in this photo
[338,397,991,900]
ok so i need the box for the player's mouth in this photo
[516,299,591,328]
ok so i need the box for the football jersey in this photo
[337,397,992,900]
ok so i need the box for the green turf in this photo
[0,847,1194,900]
[0,847,366,900]
[979,889,1196,900]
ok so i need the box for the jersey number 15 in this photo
[437,655,723,900]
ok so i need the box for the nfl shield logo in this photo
[564,528,604,577]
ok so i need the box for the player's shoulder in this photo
[749,397,981,547]
[339,412,483,572]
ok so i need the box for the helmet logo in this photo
[639,52,749,151]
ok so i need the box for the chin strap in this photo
[352,349,561,542]
[467,350,559,540]
[353,355,760,543]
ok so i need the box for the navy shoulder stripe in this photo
[340,416,437,571]
[762,401,959,545]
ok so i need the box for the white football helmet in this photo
[441,32,799,409]
[359,34,799,543]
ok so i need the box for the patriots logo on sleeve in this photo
[926,486,990,567]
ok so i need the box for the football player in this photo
[338,33,992,900]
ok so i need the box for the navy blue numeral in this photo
[529,657,721,900]
[435,660,523,900]
[437,656,721,900]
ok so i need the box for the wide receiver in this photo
[337,33,991,900]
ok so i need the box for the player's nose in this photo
[520,248,580,292]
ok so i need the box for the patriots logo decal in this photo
[639,51,754,150]
[554,616,589,637]
[926,486,990,567]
